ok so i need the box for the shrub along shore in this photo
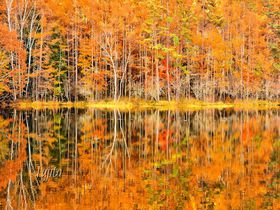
[6,99,280,111]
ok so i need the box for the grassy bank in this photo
[9,99,280,111]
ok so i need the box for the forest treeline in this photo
[0,0,279,102]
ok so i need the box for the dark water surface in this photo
[0,108,279,209]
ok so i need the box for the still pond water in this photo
[0,108,279,209]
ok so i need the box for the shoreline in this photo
[6,99,280,111]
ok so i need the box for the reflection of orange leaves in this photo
[158,129,174,150]
[0,118,12,127]
[32,154,49,164]
[0,140,27,191]
[1,109,278,209]
[187,113,278,210]
[81,116,108,141]
[242,125,253,142]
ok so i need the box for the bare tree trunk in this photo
[155,49,160,101]
[26,8,38,96]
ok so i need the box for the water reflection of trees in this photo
[0,109,279,209]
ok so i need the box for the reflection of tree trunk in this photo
[20,171,27,208]
[66,110,70,179]
[102,109,130,175]
[175,111,180,154]
[128,111,131,163]
[155,110,159,162]
[37,110,43,178]
[240,111,244,180]
[6,180,13,210]
[25,114,38,205]
[11,110,17,160]
[121,113,126,190]
[166,110,170,158]
[118,110,129,159]
[102,110,117,174]
[74,109,78,183]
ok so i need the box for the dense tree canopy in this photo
[0,0,279,102]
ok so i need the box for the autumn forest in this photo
[0,0,279,103]
[0,0,280,209]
